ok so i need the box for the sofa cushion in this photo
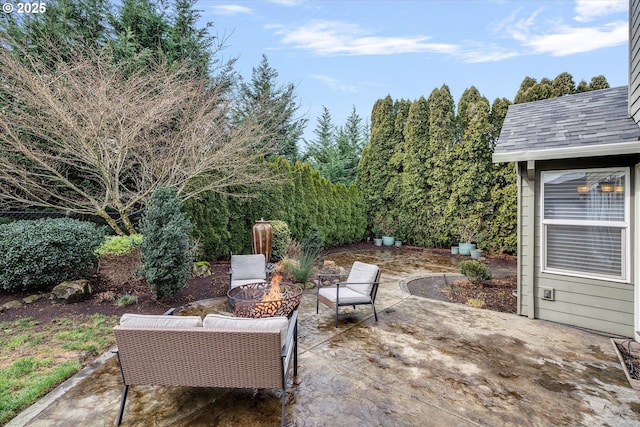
[120,313,203,328]
[203,314,289,347]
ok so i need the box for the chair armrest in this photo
[281,310,298,357]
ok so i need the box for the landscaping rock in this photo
[192,261,211,278]
[1,300,22,312]
[23,294,46,304]
[50,279,92,303]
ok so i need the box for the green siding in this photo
[517,158,635,337]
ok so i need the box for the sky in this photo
[195,0,629,146]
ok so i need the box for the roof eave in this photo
[492,140,640,163]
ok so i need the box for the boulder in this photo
[191,261,211,278]
[51,279,92,303]
[0,300,22,312]
[23,294,46,304]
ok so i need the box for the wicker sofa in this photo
[112,309,298,427]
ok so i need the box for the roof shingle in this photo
[494,86,640,162]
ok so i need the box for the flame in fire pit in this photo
[263,273,283,302]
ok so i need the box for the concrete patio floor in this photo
[8,250,640,426]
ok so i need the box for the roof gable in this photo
[494,86,640,163]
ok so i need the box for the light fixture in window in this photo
[614,185,624,193]
[577,185,590,193]
[600,182,614,193]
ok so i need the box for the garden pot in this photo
[382,236,395,246]
[373,238,383,247]
[470,249,482,259]
[394,240,402,247]
[459,242,476,255]
[451,246,459,255]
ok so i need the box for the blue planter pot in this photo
[470,249,482,259]
[382,236,395,246]
[373,238,383,247]
[451,246,459,255]
[459,242,476,256]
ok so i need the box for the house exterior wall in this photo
[630,0,640,122]
[518,157,636,337]
[517,162,532,317]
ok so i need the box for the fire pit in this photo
[227,281,302,318]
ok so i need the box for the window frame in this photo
[540,167,630,283]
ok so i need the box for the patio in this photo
[8,250,640,426]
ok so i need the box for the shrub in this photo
[301,225,324,257]
[460,260,492,285]
[117,294,138,307]
[139,187,193,300]
[270,220,291,262]
[95,234,143,256]
[0,218,105,292]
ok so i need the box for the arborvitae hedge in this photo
[185,157,366,260]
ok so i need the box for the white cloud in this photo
[208,4,252,16]
[309,74,357,93]
[273,20,459,56]
[525,21,628,56]
[267,0,304,5]
[459,47,519,63]
[574,0,627,23]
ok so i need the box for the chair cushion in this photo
[345,261,379,295]
[319,286,372,305]
[231,254,267,280]
[230,278,268,289]
[203,314,289,347]
[120,313,203,328]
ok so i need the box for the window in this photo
[541,168,629,282]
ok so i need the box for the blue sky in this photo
[195,0,629,145]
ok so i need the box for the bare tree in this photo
[0,47,280,234]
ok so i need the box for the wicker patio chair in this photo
[316,261,381,327]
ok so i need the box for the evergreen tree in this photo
[234,54,307,161]
[399,96,430,245]
[513,76,537,104]
[486,97,517,253]
[447,87,492,246]
[426,85,456,245]
[1,0,110,67]
[357,96,396,235]
[304,106,337,173]
[589,75,610,90]
[551,72,576,97]
[139,187,193,300]
[335,106,366,185]
[384,99,411,239]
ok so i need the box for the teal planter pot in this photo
[470,249,482,259]
[451,246,459,255]
[382,236,395,246]
[373,238,383,247]
[459,242,476,256]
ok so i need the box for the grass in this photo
[0,313,120,424]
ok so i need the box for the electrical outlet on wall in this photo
[541,287,555,301]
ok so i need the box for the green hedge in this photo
[0,218,105,292]
[185,158,367,259]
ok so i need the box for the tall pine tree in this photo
[234,54,307,161]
